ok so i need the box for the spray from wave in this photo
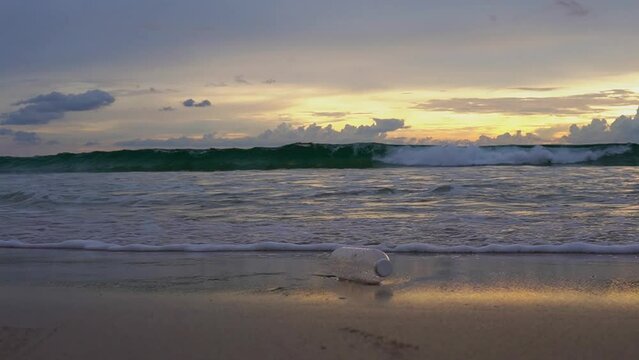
[377,144,632,166]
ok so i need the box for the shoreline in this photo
[2,250,639,359]
[4,240,639,254]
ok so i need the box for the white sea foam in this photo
[378,145,631,166]
[2,240,639,254]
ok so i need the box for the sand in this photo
[1,249,639,359]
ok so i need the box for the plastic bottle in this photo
[329,247,393,285]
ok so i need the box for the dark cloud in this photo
[0,128,41,144]
[159,106,176,112]
[0,89,115,125]
[182,99,212,108]
[262,79,276,84]
[234,75,250,85]
[115,118,406,148]
[83,141,101,146]
[556,0,590,16]
[562,107,639,144]
[414,89,639,116]
[13,131,42,144]
[3,0,636,93]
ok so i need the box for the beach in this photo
[4,0,639,358]
[2,249,639,359]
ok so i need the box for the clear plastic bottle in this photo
[329,247,393,285]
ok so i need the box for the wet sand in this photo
[1,249,639,359]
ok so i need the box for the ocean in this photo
[1,143,638,253]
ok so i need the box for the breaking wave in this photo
[0,143,637,172]
[378,144,633,166]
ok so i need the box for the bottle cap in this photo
[374,259,393,277]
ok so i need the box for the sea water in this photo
[1,151,639,253]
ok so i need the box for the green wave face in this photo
[1,143,638,172]
[0,143,389,172]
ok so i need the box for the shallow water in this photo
[1,167,639,252]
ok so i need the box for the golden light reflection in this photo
[228,285,639,308]
[393,286,639,306]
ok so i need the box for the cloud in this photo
[234,75,250,85]
[511,87,560,92]
[312,112,350,118]
[4,0,637,95]
[206,82,227,87]
[83,141,101,146]
[115,134,221,148]
[182,99,212,107]
[257,118,406,144]
[556,0,590,17]
[13,131,42,144]
[159,106,176,112]
[475,107,639,145]
[562,107,639,144]
[414,89,639,116]
[0,128,41,144]
[309,111,372,120]
[111,87,176,96]
[530,124,570,140]
[262,79,276,84]
[115,118,407,148]
[475,130,544,146]
[0,89,115,125]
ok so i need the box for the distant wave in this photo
[1,143,638,172]
[2,240,639,254]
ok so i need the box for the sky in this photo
[1,0,639,155]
